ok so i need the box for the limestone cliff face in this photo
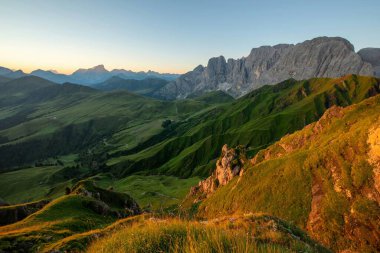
[187,144,246,202]
[358,48,380,77]
[155,37,377,99]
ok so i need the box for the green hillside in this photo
[0,75,379,210]
[0,180,140,252]
[108,75,380,178]
[0,77,218,171]
[0,75,379,252]
[0,76,229,209]
[87,214,330,253]
[190,94,380,252]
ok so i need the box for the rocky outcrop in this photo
[72,180,141,216]
[358,48,380,77]
[183,95,380,252]
[249,99,380,252]
[155,37,377,99]
[0,199,50,226]
[187,144,247,202]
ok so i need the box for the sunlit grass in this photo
[87,215,329,253]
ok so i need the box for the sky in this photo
[0,0,379,74]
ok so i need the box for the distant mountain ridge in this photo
[1,36,379,98]
[93,76,168,96]
[0,66,27,79]
[0,64,180,85]
[154,37,380,99]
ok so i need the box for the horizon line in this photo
[0,64,188,76]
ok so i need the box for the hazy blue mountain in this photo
[71,65,179,84]
[30,69,75,84]
[93,76,168,96]
[69,64,109,84]
[5,70,27,79]
[0,67,13,76]
[0,65,180,85]
[0,67,27,79]
[0,75,12,84]
[110,69,179,81]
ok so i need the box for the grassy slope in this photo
[108,75,380,178]
[0,199,49,226]
[0,76,223,171]
[86,214,330,253]
[0,181,138,252]
[0,154,82,204]
[0,195,115,252]
[93,174,201,210]
[0,165,200,211]
[1,75,379,210]
[2,75,378,177]
[0,166,65,204]
[196,94,380,252]
[0,76,233,208]
[0,76,378,252]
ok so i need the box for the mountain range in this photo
[154,37,380,99]
[1,37,379,100]
[0,65,179,85]
[93,76,169,96]
[0,73,379,252]
[0,36,380,252]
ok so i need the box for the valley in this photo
[0,34,379,252]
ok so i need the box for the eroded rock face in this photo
[0,199,50,226]
[367,117,380,204]
[155,37,376,99]
[246,102,380,251]
[187,145,246,202]
[358,48,380,77]
[72,181,141,216]
[251,106,345,166]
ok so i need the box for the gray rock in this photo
[358,48,380,77]
[155,37,377,99]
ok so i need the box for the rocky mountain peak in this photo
[193,64,205,72]
[154,37,378,99]
[207,56,226,68]
[89,64,108,72]
[73,64,108,75]
[303,36,355,50]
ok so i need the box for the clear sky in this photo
[0,0,379,74]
